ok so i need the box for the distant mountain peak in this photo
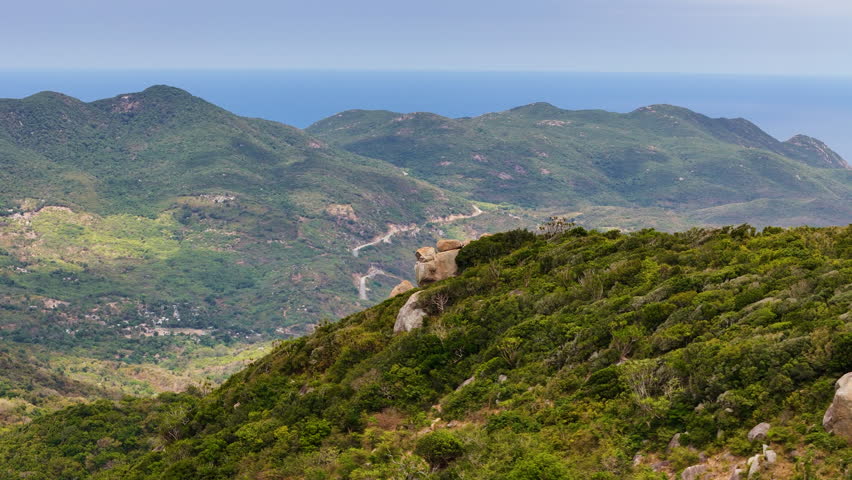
[20,91,86,107]
[140,84,192,96]
[507,102,562,115]
[784,134,849,169]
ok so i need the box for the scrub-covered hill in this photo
[0,86,478,405]
[1,224,849,479]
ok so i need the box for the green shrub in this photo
[456,229,538,270]
[414,430,465,469]
[507,452,570,480]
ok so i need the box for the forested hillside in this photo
[1,224,849,479]
[309,103,851,227]
[0,86,485,405]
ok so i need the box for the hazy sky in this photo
[3,0,851,74]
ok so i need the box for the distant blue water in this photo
[1,70,850,160]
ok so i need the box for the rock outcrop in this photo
[416,246,437,262]
[393,292,427,333]
[415,239,465,286]
[437,239,463,252]
[747,422,770,442]
[395,239,469,332]
[746,454,760,478]
[681,464,706,480]
[389,280,415,298]
[824,372,852,443]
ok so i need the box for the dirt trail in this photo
[357,266,403,300]
[350,205,483,257]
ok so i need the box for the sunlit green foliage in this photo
[0,224,849,478]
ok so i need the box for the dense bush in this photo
[1,225,850,479]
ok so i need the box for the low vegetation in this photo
[1,224,849,479]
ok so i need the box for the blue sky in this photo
[3,0,851,74]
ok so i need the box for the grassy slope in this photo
[308,103,852,226]
[1,225,849,479]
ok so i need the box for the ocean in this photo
[1,70,850,161]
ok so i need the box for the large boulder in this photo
[415,247,437,262]
[746,454,760,478]
[681,464,706,480]
[394,292,427,333]
[415,249,460,286]
[747,423,770,442]
[824,372,852,443]
[436,239,463,252]
[389,280,415,298]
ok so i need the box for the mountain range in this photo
[0,85,849,414]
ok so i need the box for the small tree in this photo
[414,430,465,470]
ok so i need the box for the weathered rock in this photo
[415,246,437,262]
[729,467,743,480]
[667,433,682,451]
[389,280,415,298]
[747,454,760,478]
[456,376,475,390]
[747,422,771,442]
[436,239,463,252]
[681,464,707,480]
[824,372,852,443]
[764,449,777,465]
[497,374,508,383]
[393,292,427,333]
[415,249,460,286]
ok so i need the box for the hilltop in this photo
[0,224,849,478]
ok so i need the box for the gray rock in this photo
[824,372,852,443]
[668,432,682,451]
[747,454,761,478]
[747,422,771,442]
[729,467,743,480]
[456,375,475,391]
[393,292,427,332]
[681,464,706,480]
[764,449,777,465]
[497,374,508,383]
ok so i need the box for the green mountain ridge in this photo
[308,102,851,225]
[1,224,849,478]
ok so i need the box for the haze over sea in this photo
[2,70,850,161]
